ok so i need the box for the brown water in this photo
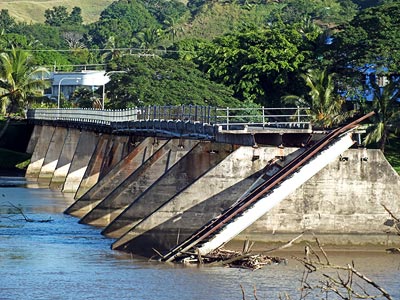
[0,177,399,300]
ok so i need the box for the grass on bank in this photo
[0,148,31,170]
[1,0,115,24]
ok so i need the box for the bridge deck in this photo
[27,106,312,146]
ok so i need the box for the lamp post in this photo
[57,77,81,108]
[102,71,126,110]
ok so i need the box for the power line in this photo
[5,47,196,54]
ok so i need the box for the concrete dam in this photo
[25,107,400,261]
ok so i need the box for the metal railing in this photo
[214,107,310,130]
[27,105,311,130]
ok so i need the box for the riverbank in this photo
[0,148,30,175]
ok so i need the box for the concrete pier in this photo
[74,135,133,199]
[111,146,298,253]
[62,130,99,193]
[25,125,42,155]
[38,127,68,184]
[78,139,199,227]
[26,125,56,179]
[65,137,167,218]
[49,128,81,190]
[102,142,236,239]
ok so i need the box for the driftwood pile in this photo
[179,236,304,270]
[203,248,286,270]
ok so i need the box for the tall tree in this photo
[105,56,241,108]
[0,9,16,33]
[44,6,69,27]
[284,68,352,128]
[196,23,318,105]
[89,0,160,48]
[331,2,400,74]
[364,78,400,152]
[0,48,49,117]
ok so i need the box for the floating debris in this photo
[180,248,287,270]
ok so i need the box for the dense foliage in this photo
[0,0,398,149]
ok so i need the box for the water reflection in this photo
[0,176,399,300]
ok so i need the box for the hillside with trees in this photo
[0,0,398,157]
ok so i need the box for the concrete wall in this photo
[240,148,400,245]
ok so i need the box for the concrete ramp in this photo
[78,139,198,227]
[65,137,165,218]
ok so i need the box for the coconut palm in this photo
[0,47,49,117]
[284,68,352,129]
[364,78,400,153]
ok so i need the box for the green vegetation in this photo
[385,136,400,174]
[0,148,30,170]
[0,0,398,159]
[1,0,114,24]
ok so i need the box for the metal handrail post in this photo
[262,106,265,129]
[226,107,229,130]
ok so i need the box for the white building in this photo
[46,70,111,101]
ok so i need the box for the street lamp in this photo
[102,71,126,109]
[57,77,81,108]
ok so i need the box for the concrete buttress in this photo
[65,137,167,218]
[78,139,199,228]
[111,146,298,254]
[49,128,80,190]
[26,125,56,179]
[38,127,68,184]
[62,130,99,193]
[25,125,42,155]
[102,142,236,239]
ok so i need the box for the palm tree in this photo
[101,36,123,63]
[0,47,49,117]
[134,27,163,54]
[364,78,400,153]
[284,68,351,129]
